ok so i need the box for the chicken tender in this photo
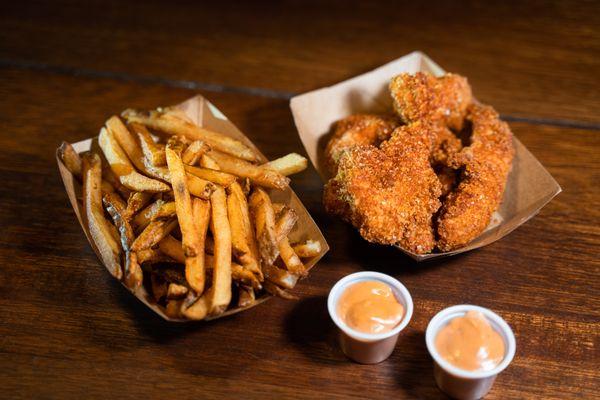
[423,123,462,195]
[431,124,463,166]
[324,121,442,254]
[437,104,515,251]
[390,72,472,131]
[324,114,399,175]
[435,166,458,198]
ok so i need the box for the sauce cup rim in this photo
[425,304,516,380]
[327,271,414,342]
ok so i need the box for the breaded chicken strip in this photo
[432,125,463,197]
[324,121,442,254]
[388,72,466,193]
[435,166,458,198]
[437,104,515,251]
[389,72,472,131]
[431,124,463,166]
[324,114,399,175]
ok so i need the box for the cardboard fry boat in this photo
[57,95,329,321]
[290,51,561,261]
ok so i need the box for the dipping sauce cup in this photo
[425,305,516,400]
[327,271,413,364]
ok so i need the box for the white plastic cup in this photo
[327,271,414,364]
[425,305,516,400]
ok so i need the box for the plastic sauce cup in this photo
[327,271,414,364]
[425,305,516,400]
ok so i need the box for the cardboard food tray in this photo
[56,95,329,322]
[290,51,561,261]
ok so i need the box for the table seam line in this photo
[1,58,599,131]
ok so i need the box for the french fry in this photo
[167,283,189,299]
[227,182,261,277]
[125,191,153,218]
[182,292,210,320]
[58,141,82,178]
[132,199,165,231]
[263,153,308,176]
[208,187,232,314]
[205,254,261,290]
[165,299,184,318]
[103,192,134,251]
[82,152,122,279]
[237,286,255,308]
[166,137,205,294]
[187,174,216,199]
[189,198,210,294]
[292,240,322,258]
[184,165,237,187]
[131,218,178,252]
[275,206,298,244]
[264,264,299,290]
[249,188,278,266]
[128,122,166,166]
[158,235,186,263]
[124,252,143,289]
[98,127,170,192]
[137,248,173,264]
[60,141,116,195]
[106,116,171,182]
[159,236,256,287]
[122,108,258,162]
[200,154,221,170]
[101,161,131,199]
[210,151,290,190]
[152,201,177,220]
[278,237,305,275]
[182,140,210,165]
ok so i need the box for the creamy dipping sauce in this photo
[337,280,404,334]
[435,310,505,372]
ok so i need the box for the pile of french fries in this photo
[59,106,322,320]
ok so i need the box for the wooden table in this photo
[1,1,598,398]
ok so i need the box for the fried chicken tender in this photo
[390,72,472,131]
[437,104,515,251]
[435,166,458,198]
[324,114,399,175]
[431,124,463,166]
[418,123,462,198]
[324,121,442,254]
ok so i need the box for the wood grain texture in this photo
[1,0,599,125]
[0,67,598,399]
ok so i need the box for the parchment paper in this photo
[57,95,329,321]
[290,51,561,261]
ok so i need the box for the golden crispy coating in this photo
[389,72,472,131]
[437,104,515,251]
[436,166,458,198]
[324,114,399,175]
[431,124,463,166]
[429,124,462,198]
[324,121,442,254]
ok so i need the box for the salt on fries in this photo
[59,107,320,320]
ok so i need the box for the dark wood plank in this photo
[1,0,599,124]
[0,68,598,399]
